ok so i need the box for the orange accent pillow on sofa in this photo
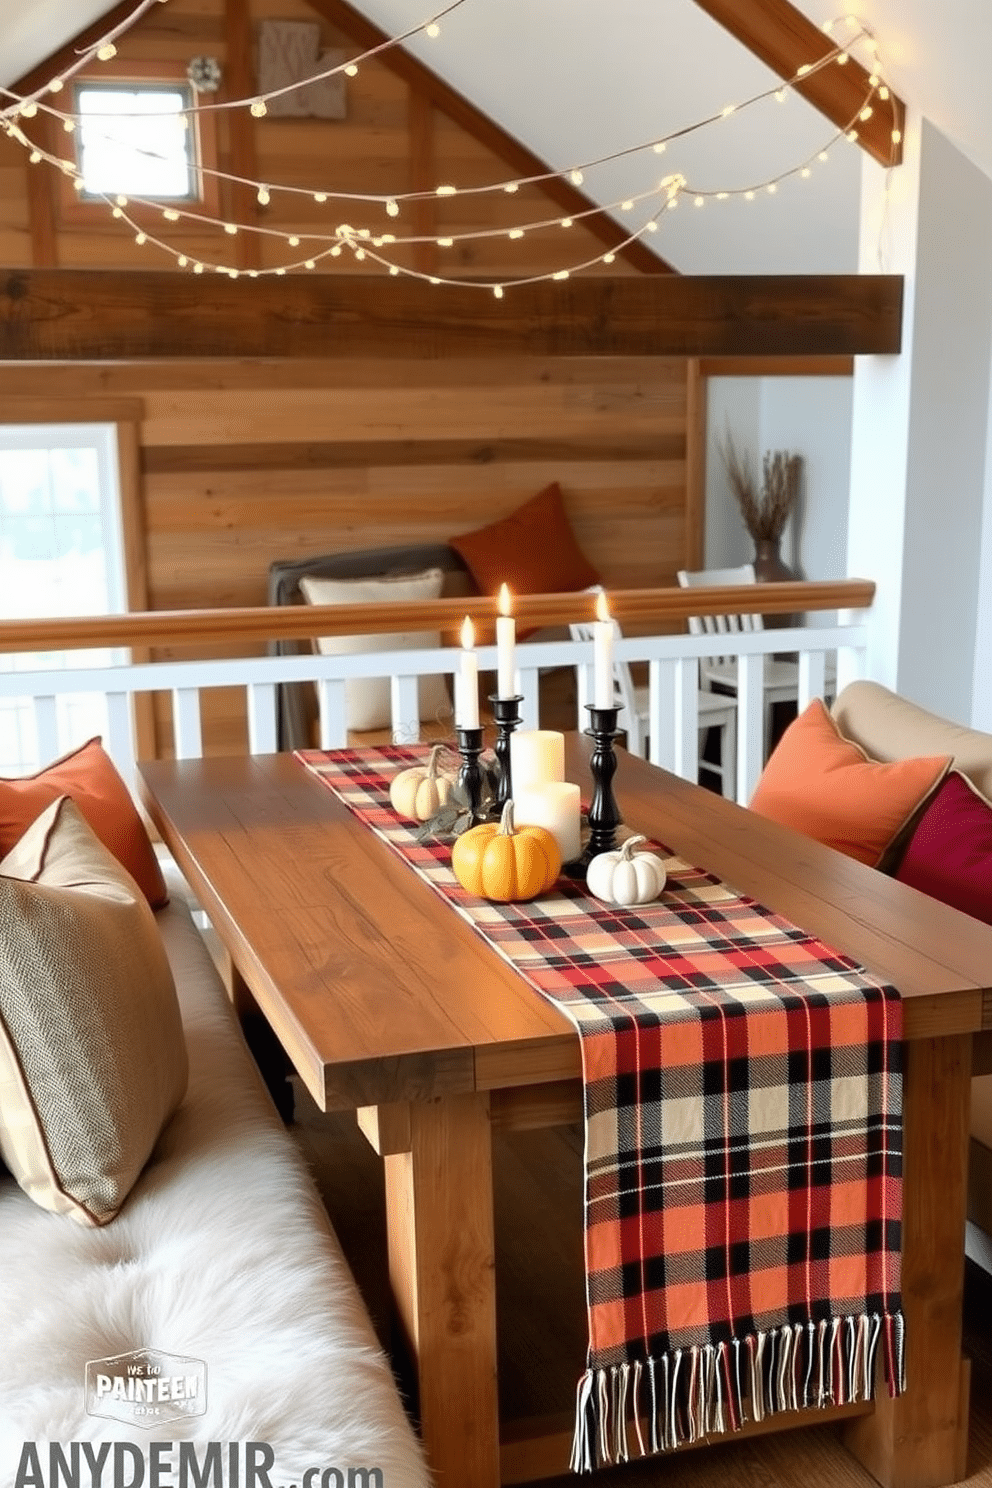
[450,482,601,598]
[0,739,168,908]
[749,700,951,867]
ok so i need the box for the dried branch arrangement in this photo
[719,432,802,543]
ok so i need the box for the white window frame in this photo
[58,62,219,224]
[73,80,200,202]
[0,423,127,773]
[0,423,126,615]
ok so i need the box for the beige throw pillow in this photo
[299,569,451,734]
[0,796,188,1226]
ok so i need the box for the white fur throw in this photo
[0,877,429,1487]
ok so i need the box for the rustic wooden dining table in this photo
[139,739,992,1488]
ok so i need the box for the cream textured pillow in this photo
[300,568,451,734]
[0,797,188,1226]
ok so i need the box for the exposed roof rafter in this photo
[692,0,905,168]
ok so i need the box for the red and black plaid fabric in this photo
[299,745,905,1469]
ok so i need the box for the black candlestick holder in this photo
[488,694,523,815]
[456,726,487,824]
[583,703,623,860]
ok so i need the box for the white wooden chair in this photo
[676,563,834,755]
[568,617,738,797]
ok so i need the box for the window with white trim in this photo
[0,425,125,775]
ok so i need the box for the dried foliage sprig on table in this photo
[719,431,802,544]
[414,752,500,843]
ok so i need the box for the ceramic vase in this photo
[752,537,798,628]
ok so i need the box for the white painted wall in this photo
[973,367,992,730]
[897,122,992,721]
[704,377,853,582]
[975,343,992,732]
[848,119,992,725]
[846,121,921,695]
[759,379,854,580]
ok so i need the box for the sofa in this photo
[0,860,430,1486]
[829,681,992,1237]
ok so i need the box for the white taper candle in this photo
[458,615,479,729]
[593,590,615,710]
[496,582,516,699]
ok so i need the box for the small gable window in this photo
[74,81,198,200]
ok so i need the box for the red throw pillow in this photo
[749,700,951,868]
[0,738,168,908]
[450,482,601,598]
[895,771,992,923]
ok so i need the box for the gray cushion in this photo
[268,543,472,609]
[268,545,475,750]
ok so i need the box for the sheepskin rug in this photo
[0,879,429,1487]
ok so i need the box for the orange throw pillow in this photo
[749,700,951,867]
[0,738,168,908]
[450,482,601,598]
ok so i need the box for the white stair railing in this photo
[0,620,864,806]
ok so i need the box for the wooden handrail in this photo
[0,581,875,654]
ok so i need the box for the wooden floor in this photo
[288,1079,992,1488]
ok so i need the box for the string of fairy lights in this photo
[0,2,902,291]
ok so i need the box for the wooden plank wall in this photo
[0,0,693,754]
[137,357,689,609]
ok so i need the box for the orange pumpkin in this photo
[451,800,562,902]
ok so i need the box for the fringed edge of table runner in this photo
[571,1310,906,1471]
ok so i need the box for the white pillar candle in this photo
[457,616,479,729]
[514,783,582,865]
[510,729,564,792]
[496,582,516,699]
[593,590,615,709]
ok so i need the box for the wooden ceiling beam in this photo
[303,0,673,275]
[698,354,854,377]
[692,0,905,169]
[0,268,902,360]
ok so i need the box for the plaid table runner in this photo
[298,745,905,1470]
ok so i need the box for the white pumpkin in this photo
[389,744,455,822]
[586,834,667,906]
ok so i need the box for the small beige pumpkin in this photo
[586,834,667,906]
[389,744,454,822]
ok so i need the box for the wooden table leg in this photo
[216,943,260,1019]
[383,1091,500,1487]
[845,1033,972,1488]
